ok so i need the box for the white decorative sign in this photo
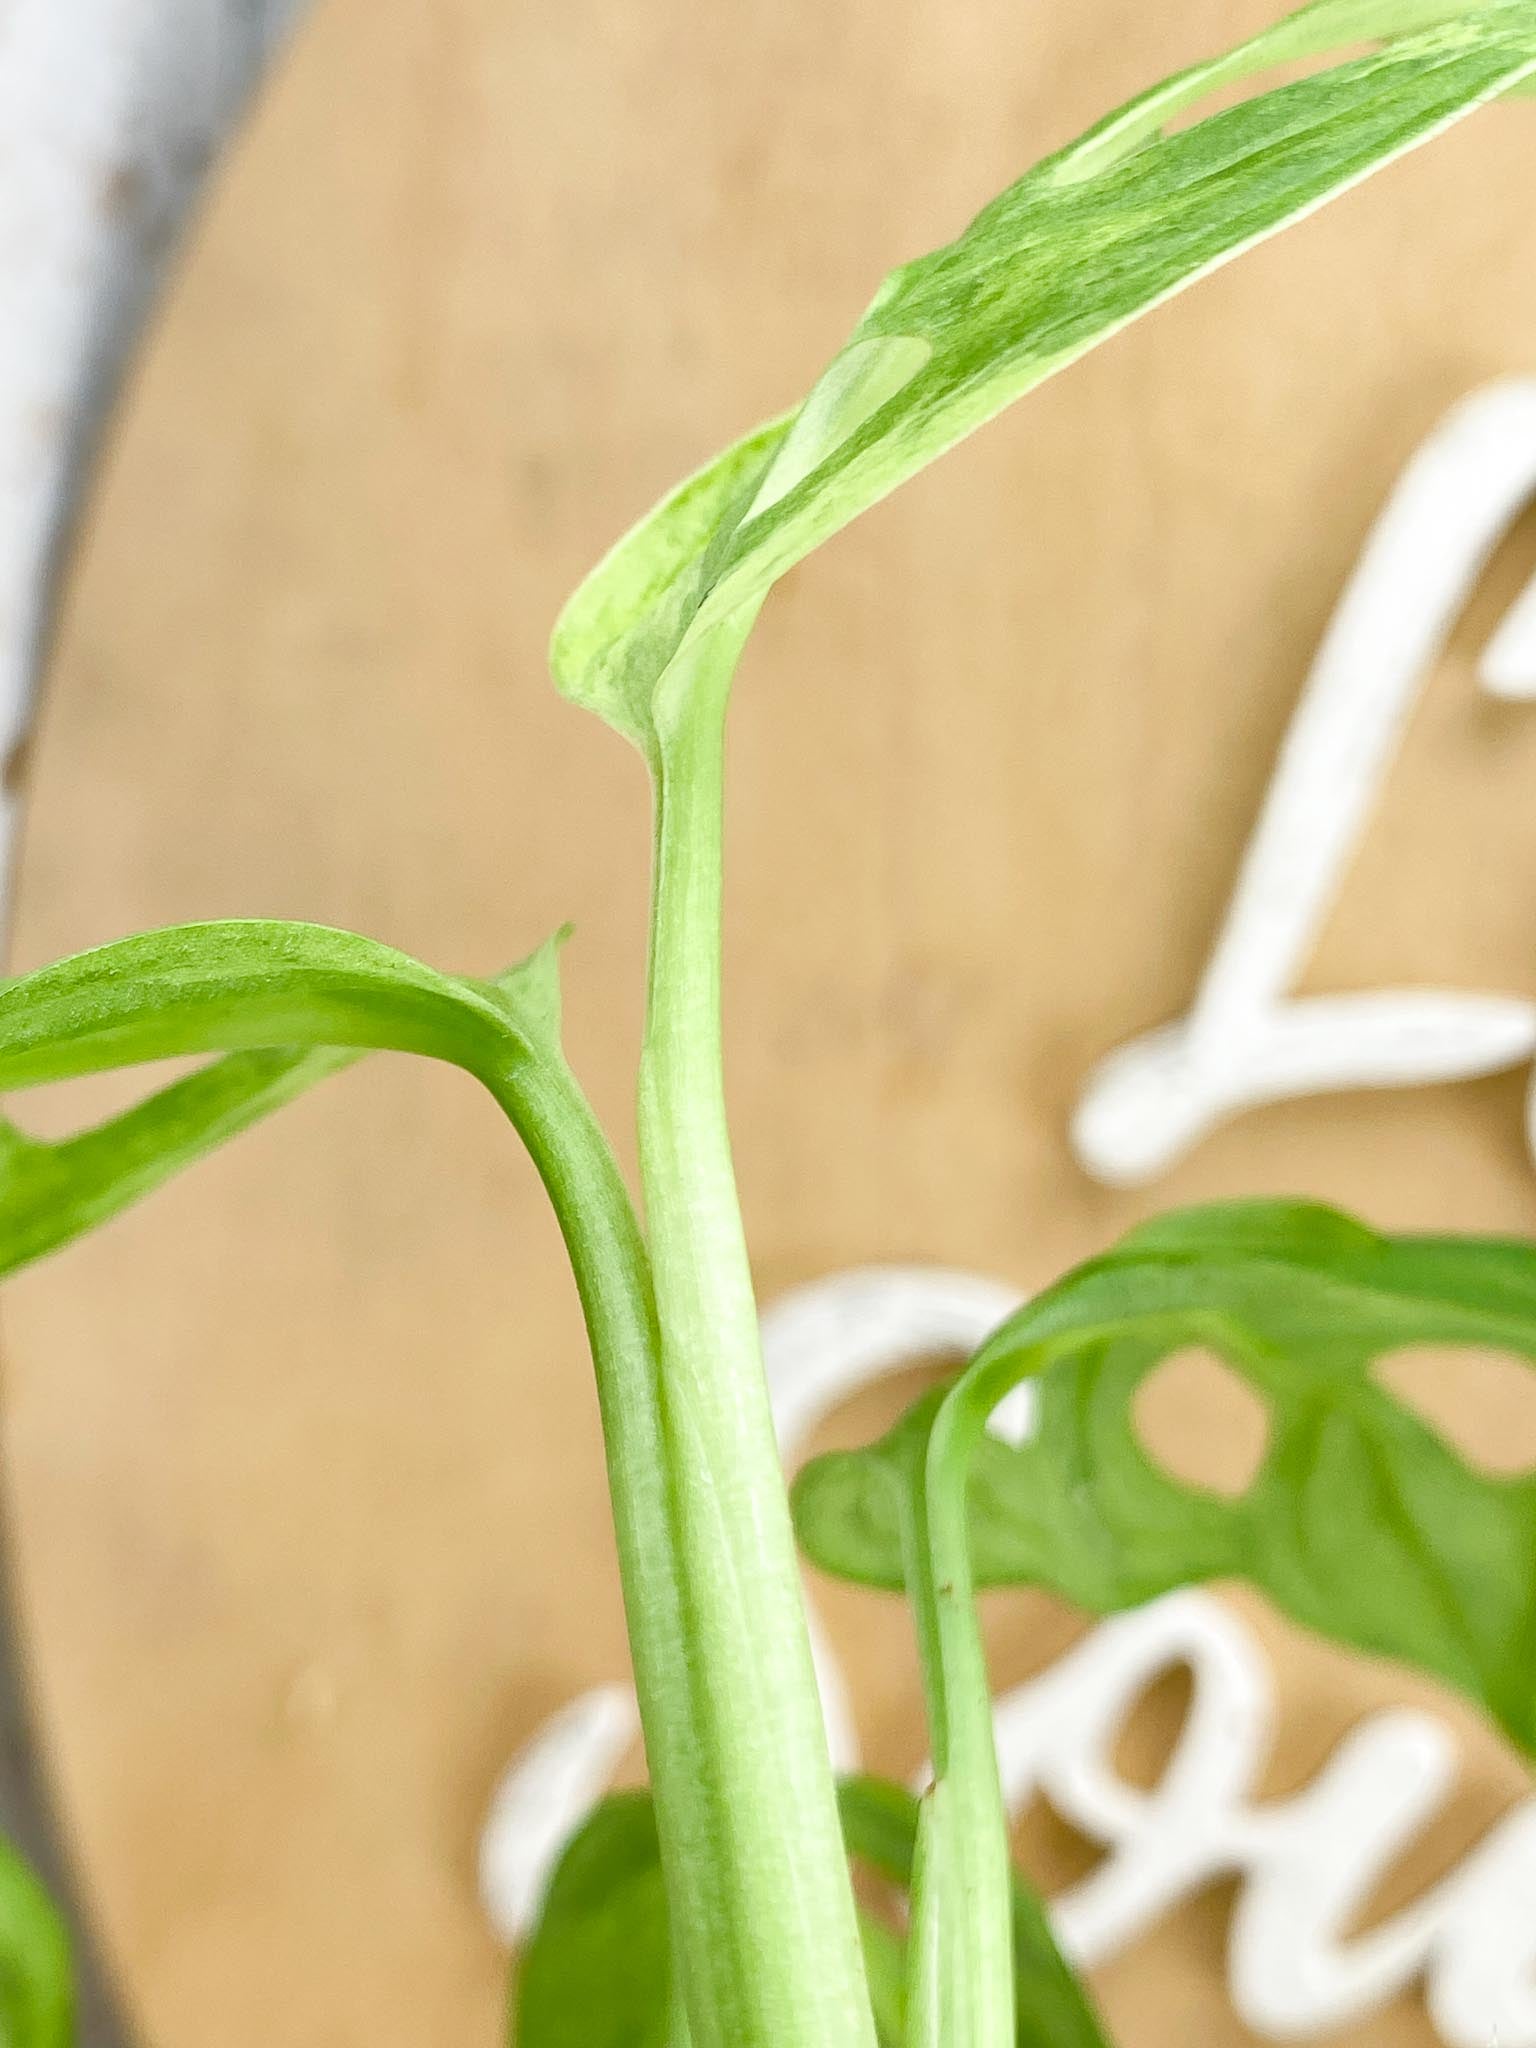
[1074,378,1536,1186]
[1000,1591,1536,2046]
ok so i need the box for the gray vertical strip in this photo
[0,4,313,2039]
[0,0,311,848]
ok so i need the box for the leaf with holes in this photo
[552,2,1536,751]
[793,1200,1536,1759]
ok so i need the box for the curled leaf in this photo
[554,4,1536,749]
[0,925,573,1277]
[839,1777,1110,2048]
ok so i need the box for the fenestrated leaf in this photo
[553,3,1536,749]
[0,1047,356,1280]
[511,1780,1112,2048]
[793,1200,1536,1759]
[0,1839,72,2048]
[0,925,572,1279]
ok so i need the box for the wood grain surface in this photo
[6,1,1536,2042]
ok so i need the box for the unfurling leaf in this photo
[553,3,1536,750]
[794,1200,1536,1760]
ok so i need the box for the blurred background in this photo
[4,3,1536,2044]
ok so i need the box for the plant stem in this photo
[498,1043,844,2043]
[905,1393,1015,2048]
[636,616,878,2048]
[857,1907,909,2047]
[481,1052,702,1893]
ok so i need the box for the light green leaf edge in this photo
[0,921,577,1279]
[552,1,1536,752]
[0,920,564,1091]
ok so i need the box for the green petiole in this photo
[902,1400,1016,2048]
[636,614,877,2047]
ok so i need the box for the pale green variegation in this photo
[0,921,541,1087]
[0,921,702,2048]
[0,921,580,1280]
[0,918,578,1281]
[552,2,1536,753]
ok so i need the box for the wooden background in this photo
[6,0,1536,2041]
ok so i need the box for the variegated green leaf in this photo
[554,3,1536,751]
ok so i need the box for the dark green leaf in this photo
[0,1840,71,2048]
[839,1778,1110,2048]
[513,1781,1112,2048]
[512,1792,673,2048]
[794,1200,1536,1759]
